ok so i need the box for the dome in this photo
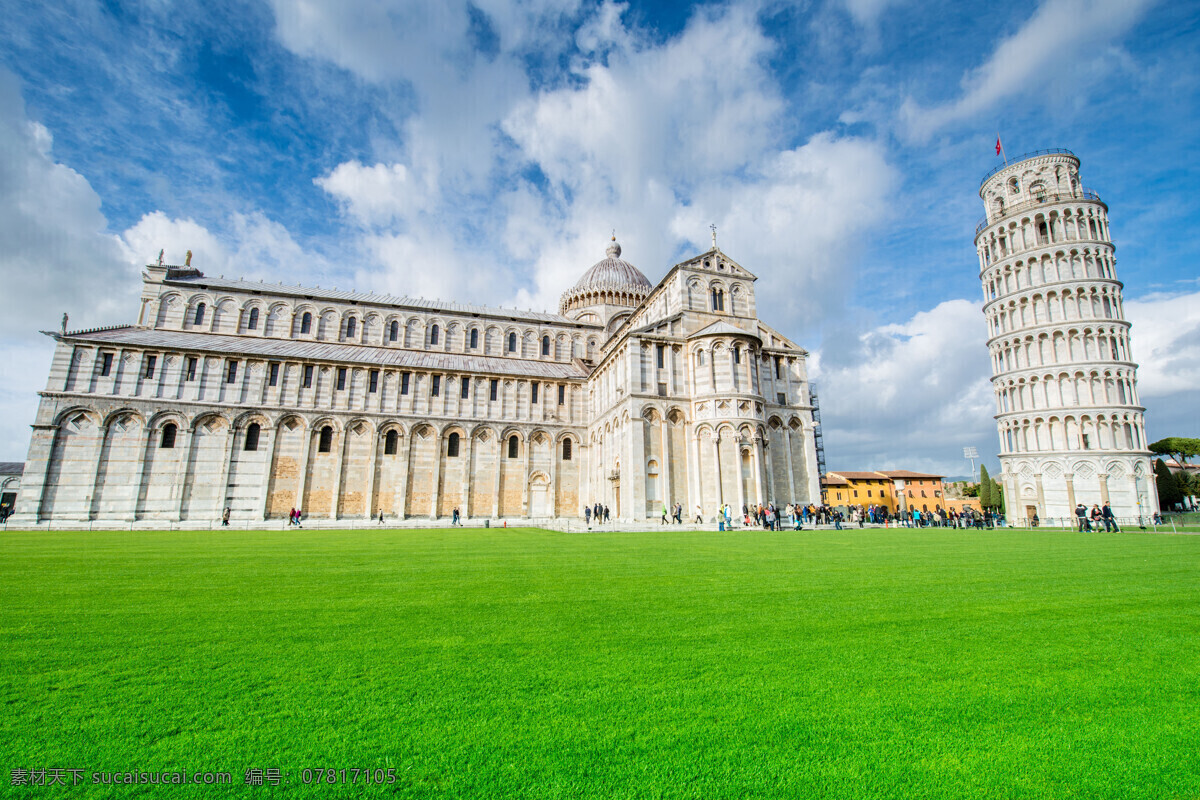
[559,238,653,318]
[570,239,653,294]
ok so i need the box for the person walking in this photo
[584,505,592,529]
[221,507,230,527]
[603,505,610,523]
[1075,503,1089,532]
[694,505,703,524]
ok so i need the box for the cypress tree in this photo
[979,465,992,509]
[1155,458,1183,509]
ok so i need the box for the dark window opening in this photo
[100,353,113,377]
[369,370,379,393]
[389,320,399,342]
[160,423,177,449]
[774,357,782,379]
[431,375,440,396]
[194,303,206,326]
[244,423,260,451]
[447,432,460,457]
[461,378,470,399]
[531,382,539,404]
[346,317,357,339]
[508,435,519,459]
[558,384,565,405]
[300,312,312,334]
[542,335,550,356]
[658,382,667,397]
[656,344,665,369]
[469,328,478,349]
[562,439,572,460]
[144,355,156,379]
[302,365,313,388]
[777,392,786,405]
[734,347,741,364]
[226,360,238,383]
[318,426,333,453]
[336,368,346,391]
[384,430,398,455]
[185,356,197,381]
[248,308,259,330]
[268,362,279,387]
[430,324,439,346]
[490,379,498,401]
[401,372,410,395]
[507,332,517,353]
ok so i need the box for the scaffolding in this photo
[809,381,826,478]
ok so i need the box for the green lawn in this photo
[1,529,1197,799]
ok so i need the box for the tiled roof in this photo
[62,327,590,380]
[163,274,600,327]
[829,471,889,481]
[689,320,759,339]
[0,462,24,475]
[821,475,850,486]
[878,470,944,479]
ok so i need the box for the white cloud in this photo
[901,0,1155,140]
[1126,290,1200,398]
[814,299,997,474]
[0,71,139,459]
[315,161,429,226]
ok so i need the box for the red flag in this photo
[995,137,1002,156]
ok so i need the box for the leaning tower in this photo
[975,149,1157,525]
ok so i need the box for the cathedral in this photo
[12,237,820,525]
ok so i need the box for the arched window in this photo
[346,317,357,339]
[244,422,260,451]
[696,351,705,366]
[711,289,725,312]
[469,328,478,349]
[542,335,550,356]
[194,303,206,326]
[160,423,177,449]
[384,430,398,455]
[247,307,259,330]
[562,439,572,460]
[430,324,439,346]
[508,435,519,459]
[507,332,517,353]
[389,320,399,342]
[447,432,460,457]
[318,426,333,453]
[300,312,312,334]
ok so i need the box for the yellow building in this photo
[821,470,982,515]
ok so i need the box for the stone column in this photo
[752,438,764,507]
[711,432,723,508]
[548,438,558,519]
[215,425,237,520]
[734,444,746,517]
[13,425,58,523]
[660,417,672,510]
[394,431,411,519]
[329,428,346,520]
[688,429,701,516]
[520,432,530,518]
[492,437,503,518]
[173,426,195,521]
[1065,473,1077,522]
[784,428,796,501]
[84,423,110,521]
[1034,473,1046,518]
[429,430,443,519]
[256,425,279,520]
[294,427,313,518]
[126,424,154,522]
[363,431,379,519]
[1098,473,1110,505]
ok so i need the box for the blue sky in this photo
[1,0,1197,476]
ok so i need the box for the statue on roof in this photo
[61,313,67,333]
[185,250,193,267]
[157,248,164,266]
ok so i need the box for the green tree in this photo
[1149,437,1200,466]
[979,465,992,509]
[991,478,1004,511]
[1154,459,1183,510]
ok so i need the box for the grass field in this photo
[2,528,1198,799]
